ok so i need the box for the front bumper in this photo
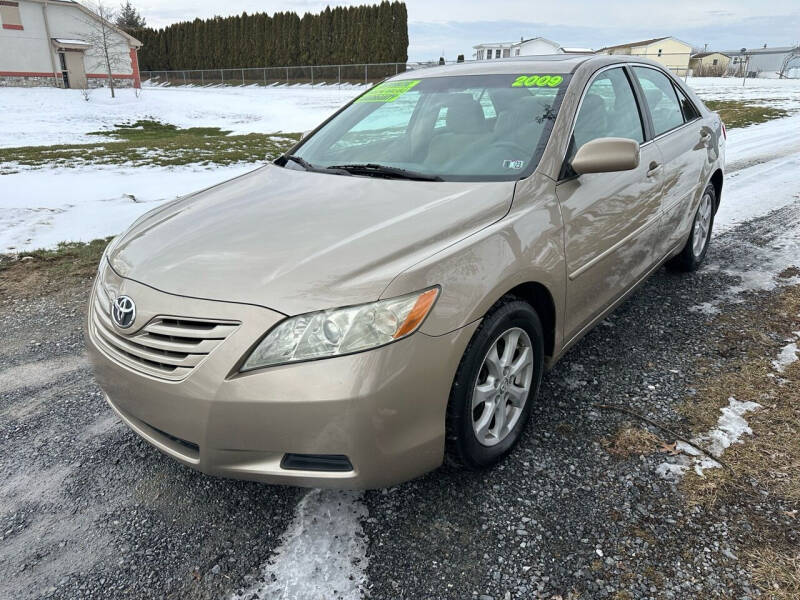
[87,265,477,489]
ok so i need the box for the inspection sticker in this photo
[356,80,421,103]
[503,159,525,170]
[511,74,563,88]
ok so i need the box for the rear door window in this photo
[632,67,684,136]
[674,85,700,121]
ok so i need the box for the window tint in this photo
[674,85,700,121]
[633,67,684,136]
[330,90,421,151]
[572,67,644,154]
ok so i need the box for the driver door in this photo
[555,66,664,340]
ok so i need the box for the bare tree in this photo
[78,2,128,98]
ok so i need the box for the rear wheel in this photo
[669,183,716,272]
[446,299,544,468]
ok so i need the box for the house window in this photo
[712,58,718,65]
[485,50,491,60]
[495,49,501,58]
[515,49,520,56]
[0,1,23,30]
[503,48,510,58]
[657,48,663,56]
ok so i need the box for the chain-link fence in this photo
[140,55,702,88]
[141,62,425,87]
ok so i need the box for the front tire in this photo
[446,298,544,469]
[669,183,716,272]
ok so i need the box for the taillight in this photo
[721,121,726,140]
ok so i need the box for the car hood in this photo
[109,164,514,315]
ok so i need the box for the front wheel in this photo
[446,299,544,469]
[669,183,716,272]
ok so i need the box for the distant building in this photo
[0,0,142,89]
[598,36,692,75]
[473,37,562,60]
[689,52,730,76]
[723,45,800,79]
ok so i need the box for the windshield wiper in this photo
[326,163,443,182]
[282,155,351,176]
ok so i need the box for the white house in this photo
[473,37,563,60]
[0,0,142,89]
[723,45,800,79]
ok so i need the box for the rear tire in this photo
[669,183,716,272]
[445,298,544,469]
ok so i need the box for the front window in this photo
[287,73,571,182]
[495,49,501,59]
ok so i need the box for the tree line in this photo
[130,2,409,71]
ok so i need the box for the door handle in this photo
[646,161,661,177]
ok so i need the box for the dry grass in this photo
[748,548,800,600]
[677,283,800,597]
[603,425,662,458]
[0,239,109,301]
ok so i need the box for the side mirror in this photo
[301,130,312,140]
[571,137,640,175]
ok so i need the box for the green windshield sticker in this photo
[356,80,421,103]
[511,75,563,88]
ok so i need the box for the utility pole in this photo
[740,48,748,86]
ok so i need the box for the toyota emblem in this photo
[111,295,136,329]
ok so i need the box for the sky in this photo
[133,0,800,62]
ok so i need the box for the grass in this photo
[0,120,300,173]
[602,425,662,458]
[704,100,789,129]
[0,238,110,300]
[676,282,800,598]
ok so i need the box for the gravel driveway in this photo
[2,195,799,600]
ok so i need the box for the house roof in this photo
[599,36,683,52]
[23,0,142,47]
[473,36,560,50]
[722,46,799,56]
[691,52,729,59]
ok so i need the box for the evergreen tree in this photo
[116,1,146,31]
[134,3,409,71]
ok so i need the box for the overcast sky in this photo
[134,0,800,61]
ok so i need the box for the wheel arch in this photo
[496,281,557,359]
[710,168,723,211]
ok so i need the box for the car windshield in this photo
[286,73,571,182]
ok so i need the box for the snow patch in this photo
[0,84,365,149]
[657,397,761,479]
[0,164,255,252]
[231,489,368,600]
[772,333,800,373]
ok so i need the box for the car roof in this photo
[390,54,665,80]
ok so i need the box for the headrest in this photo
[444,94,488,134]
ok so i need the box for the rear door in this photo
[556,66,664,340]
[631,66,709,257]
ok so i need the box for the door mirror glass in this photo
[571,137,640,175]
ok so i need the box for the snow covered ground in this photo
[0,83,365,149]
[1,78,799,254]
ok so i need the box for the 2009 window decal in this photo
[355,80,421,103]
[511,75,563,88]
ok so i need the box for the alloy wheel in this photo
[471,327,534,447]
[692,192,713,258]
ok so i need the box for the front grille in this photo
[90,290,239,381]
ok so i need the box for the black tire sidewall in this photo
[449,300,544,468]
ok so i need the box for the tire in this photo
[668,183,716,272]
[445,297,545,469]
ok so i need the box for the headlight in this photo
[240,287,439,371]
